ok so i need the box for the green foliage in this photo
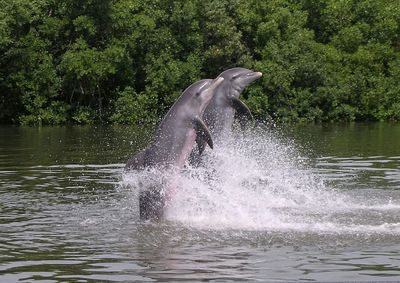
[0,0,399,125]
[71,106,94,124]
[110,86,158,125]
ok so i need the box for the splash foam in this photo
[123,126,400,234]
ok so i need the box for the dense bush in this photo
[0,0,399,125]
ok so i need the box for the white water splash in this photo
[122,126,400,235]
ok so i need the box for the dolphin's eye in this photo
[195,91,201,96]
[231,74,239,81]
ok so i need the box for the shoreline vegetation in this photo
[0,0,399,126]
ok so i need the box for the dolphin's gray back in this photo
[124,111,189,170]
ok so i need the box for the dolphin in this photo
[195,68,262,155]
[125,77,224,220]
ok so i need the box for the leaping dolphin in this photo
[196,68,262,155]
[125,77,224,219]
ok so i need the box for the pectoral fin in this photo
[193,117,213,150]
[231,97,253,121]
[195,137,207,155]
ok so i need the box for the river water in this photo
[0,123,399,282]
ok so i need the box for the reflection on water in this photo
[0,123,400,282]
[316,155,400,190]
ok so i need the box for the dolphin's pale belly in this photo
[177,129,196,169]
[163,129,196,203]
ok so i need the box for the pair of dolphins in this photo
[125,68,263,220]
